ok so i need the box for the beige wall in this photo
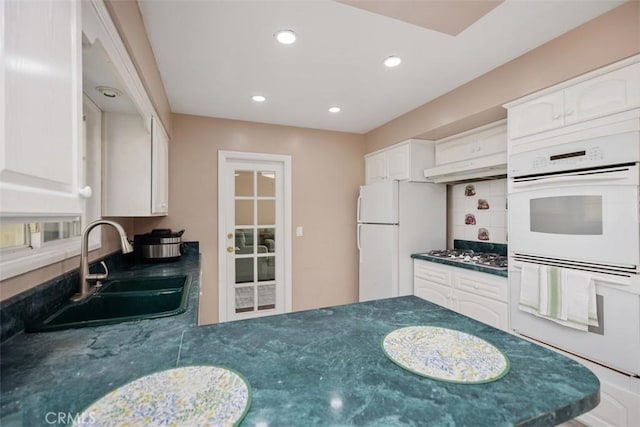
[104,0,173,138]
[134,114,365,325]
[365,1,640,152]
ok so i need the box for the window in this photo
[0,220,82,253]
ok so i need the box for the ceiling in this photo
[138,0,624,135]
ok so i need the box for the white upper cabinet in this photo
[564,63,640,125]
[506,58,640,141]
[102,115,169,217]
[82,0,170,217]
[0,0,85,217]
[434,120,507,166]
[365,140,435,184]
[422,120,507,183]
[507,92,564,140]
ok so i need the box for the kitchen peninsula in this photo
[1,249,598,426]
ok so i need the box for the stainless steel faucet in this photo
[71,220,134,302]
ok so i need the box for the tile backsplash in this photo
[451,178,507,244]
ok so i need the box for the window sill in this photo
[0,237,100,281]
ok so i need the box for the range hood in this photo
[422,152,507,183]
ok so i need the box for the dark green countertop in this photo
[1,250,598,426]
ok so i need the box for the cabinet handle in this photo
[78,186,92,198]
[552,114,561,120]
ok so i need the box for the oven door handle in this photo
[509,258,635,287]
[511,167,634,189]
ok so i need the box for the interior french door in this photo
[218,151,291,322]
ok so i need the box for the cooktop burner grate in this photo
[426,249,508,270]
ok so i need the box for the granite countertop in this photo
[1,251,599,426]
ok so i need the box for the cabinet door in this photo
[474,123,507,159]
[365,153,387,184]
[414,278,450,309]
[0,0,84,216]
[151,118,169,215]
[508,91,564,140]
[564,62,640,125]
[435,133,475,165]
[452,289,508,330]
[386,145,410,181]
[102,113,151,216]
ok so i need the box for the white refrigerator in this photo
[357,180,446,302]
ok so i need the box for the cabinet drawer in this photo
[454,271,508,302]
[414,261,452,286]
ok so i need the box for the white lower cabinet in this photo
[413,259,509,331]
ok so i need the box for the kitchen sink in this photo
[99,276,189,293]
[27,275,191,332]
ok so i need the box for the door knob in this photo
[227,246,235,253]
[227,233,234,239]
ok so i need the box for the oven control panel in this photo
[530,146,604,170]
[510,131,639,176]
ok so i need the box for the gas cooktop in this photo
[425,249,508,271]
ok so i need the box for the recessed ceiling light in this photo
[328,106,341,113]
[252,95,266,102]
[274,29,297,45]
[96,86,121,98]
[384,56,402,68]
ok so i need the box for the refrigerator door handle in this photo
[357,223,362,252]
[356,194,362,223]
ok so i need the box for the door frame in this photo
[217,150,292,322]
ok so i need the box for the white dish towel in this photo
[518,263,598,331]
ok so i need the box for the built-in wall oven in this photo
[508,125,640,376]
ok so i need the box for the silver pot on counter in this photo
[133,229,185,263]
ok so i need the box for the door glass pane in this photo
[258,228,275,252]
[257,171,275,197]
[257,200,275,225]
[235,171,253,197]
[235,200,254,225]
[235,229,254,254]
[235,258,254,283]
[235,286,254,313]
[530,196,602,235]
[258,256,275,282]
[258,284,275,310]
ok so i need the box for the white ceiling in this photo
[138,0,624,134]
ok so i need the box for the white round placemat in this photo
[382,326,509,383]
[73,365,251,426]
